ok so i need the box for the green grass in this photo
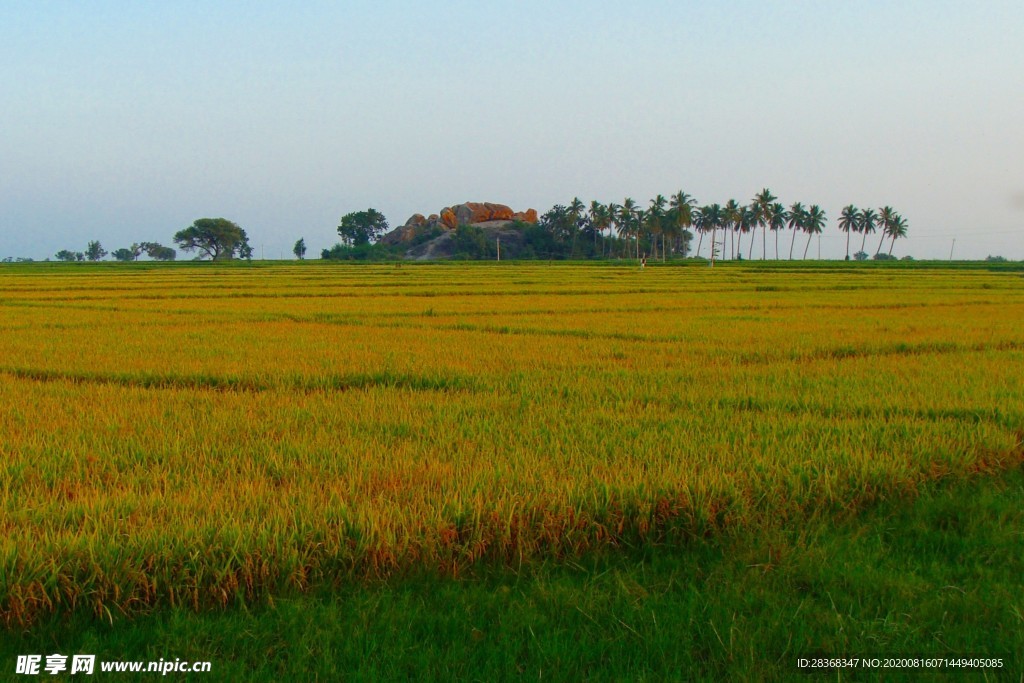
[5,465,1020,681]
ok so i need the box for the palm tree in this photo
[768,202,787,259]
[724,199,742,259]
[787,202,806,260]
[589,200,607,255]
[876,206,896,256]
[693,206,707,258]
[802,205,826,259]
[566,197,585,256]
[742,206,757,260]
[701,203,724,267]
[648,194,667,260]
[669,191,696,258]
[617,199,639,259]
[618,199,638,259]
[887,212,908,256]
[838,205,860,261]
[752,188,777,260]
[858,208,877,256]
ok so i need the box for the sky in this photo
[2,1,1023,261]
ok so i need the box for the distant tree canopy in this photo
[293,238,307,260]
[174,219,251,261]
[112,248,135,262]
[140,242,177,261]
[338,209,389,246]
[85,241,107,262]
[55,250,84,262]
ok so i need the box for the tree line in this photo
[39,194,909,264]
[532,190,909,264]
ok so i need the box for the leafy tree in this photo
[55,250,79,262]
[85,241,107,261]
[838,205,860,260]
[853,250,869,261]
[338,209,389,246]
[293,238,307,260]
[452,224,496,259]
[112,248,136,262]
[539,205,572,245]
[141,242,176,261]
[174,218,251,260]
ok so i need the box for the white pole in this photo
[497,237,500,261]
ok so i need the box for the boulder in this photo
[404,213,426,227]
[439,208,458,229]
[453,202,515,226]
[512,209,538,224]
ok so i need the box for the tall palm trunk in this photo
[736,230,743,260]
[859,231,868,254]
[748,230,756,260]
[710,228,717,267]
[762,226,767,260]
[803,231,813,259]
[696,231,704,258]
[888,236,897,256]
[775,231,780,260]
[788,228,798,260]
[845,230,851,260]
[875,230,886,256]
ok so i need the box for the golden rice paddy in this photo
[1,262,1021,624]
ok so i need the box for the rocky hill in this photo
[380,202,538,260]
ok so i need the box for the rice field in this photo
[1,261,1022,626]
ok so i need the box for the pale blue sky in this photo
[2,1,1022,260]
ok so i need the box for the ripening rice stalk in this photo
[0,263,1021,624]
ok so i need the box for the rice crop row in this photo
[0,262,1021,625]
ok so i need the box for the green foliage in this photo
[85,240,107,261]
[54,250,82,262]
[338,209,389,246]
[174,218,251,261]
[293,238,306,260]
[986,255,1008,262]
[141,242,176,261]
[6,468,1020,680]
[408,225,444,247]
[320,242,399,261]
[872,252,898,261]
[111,248,135,262]
[853,251,869,261]
[452,224,495,260]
